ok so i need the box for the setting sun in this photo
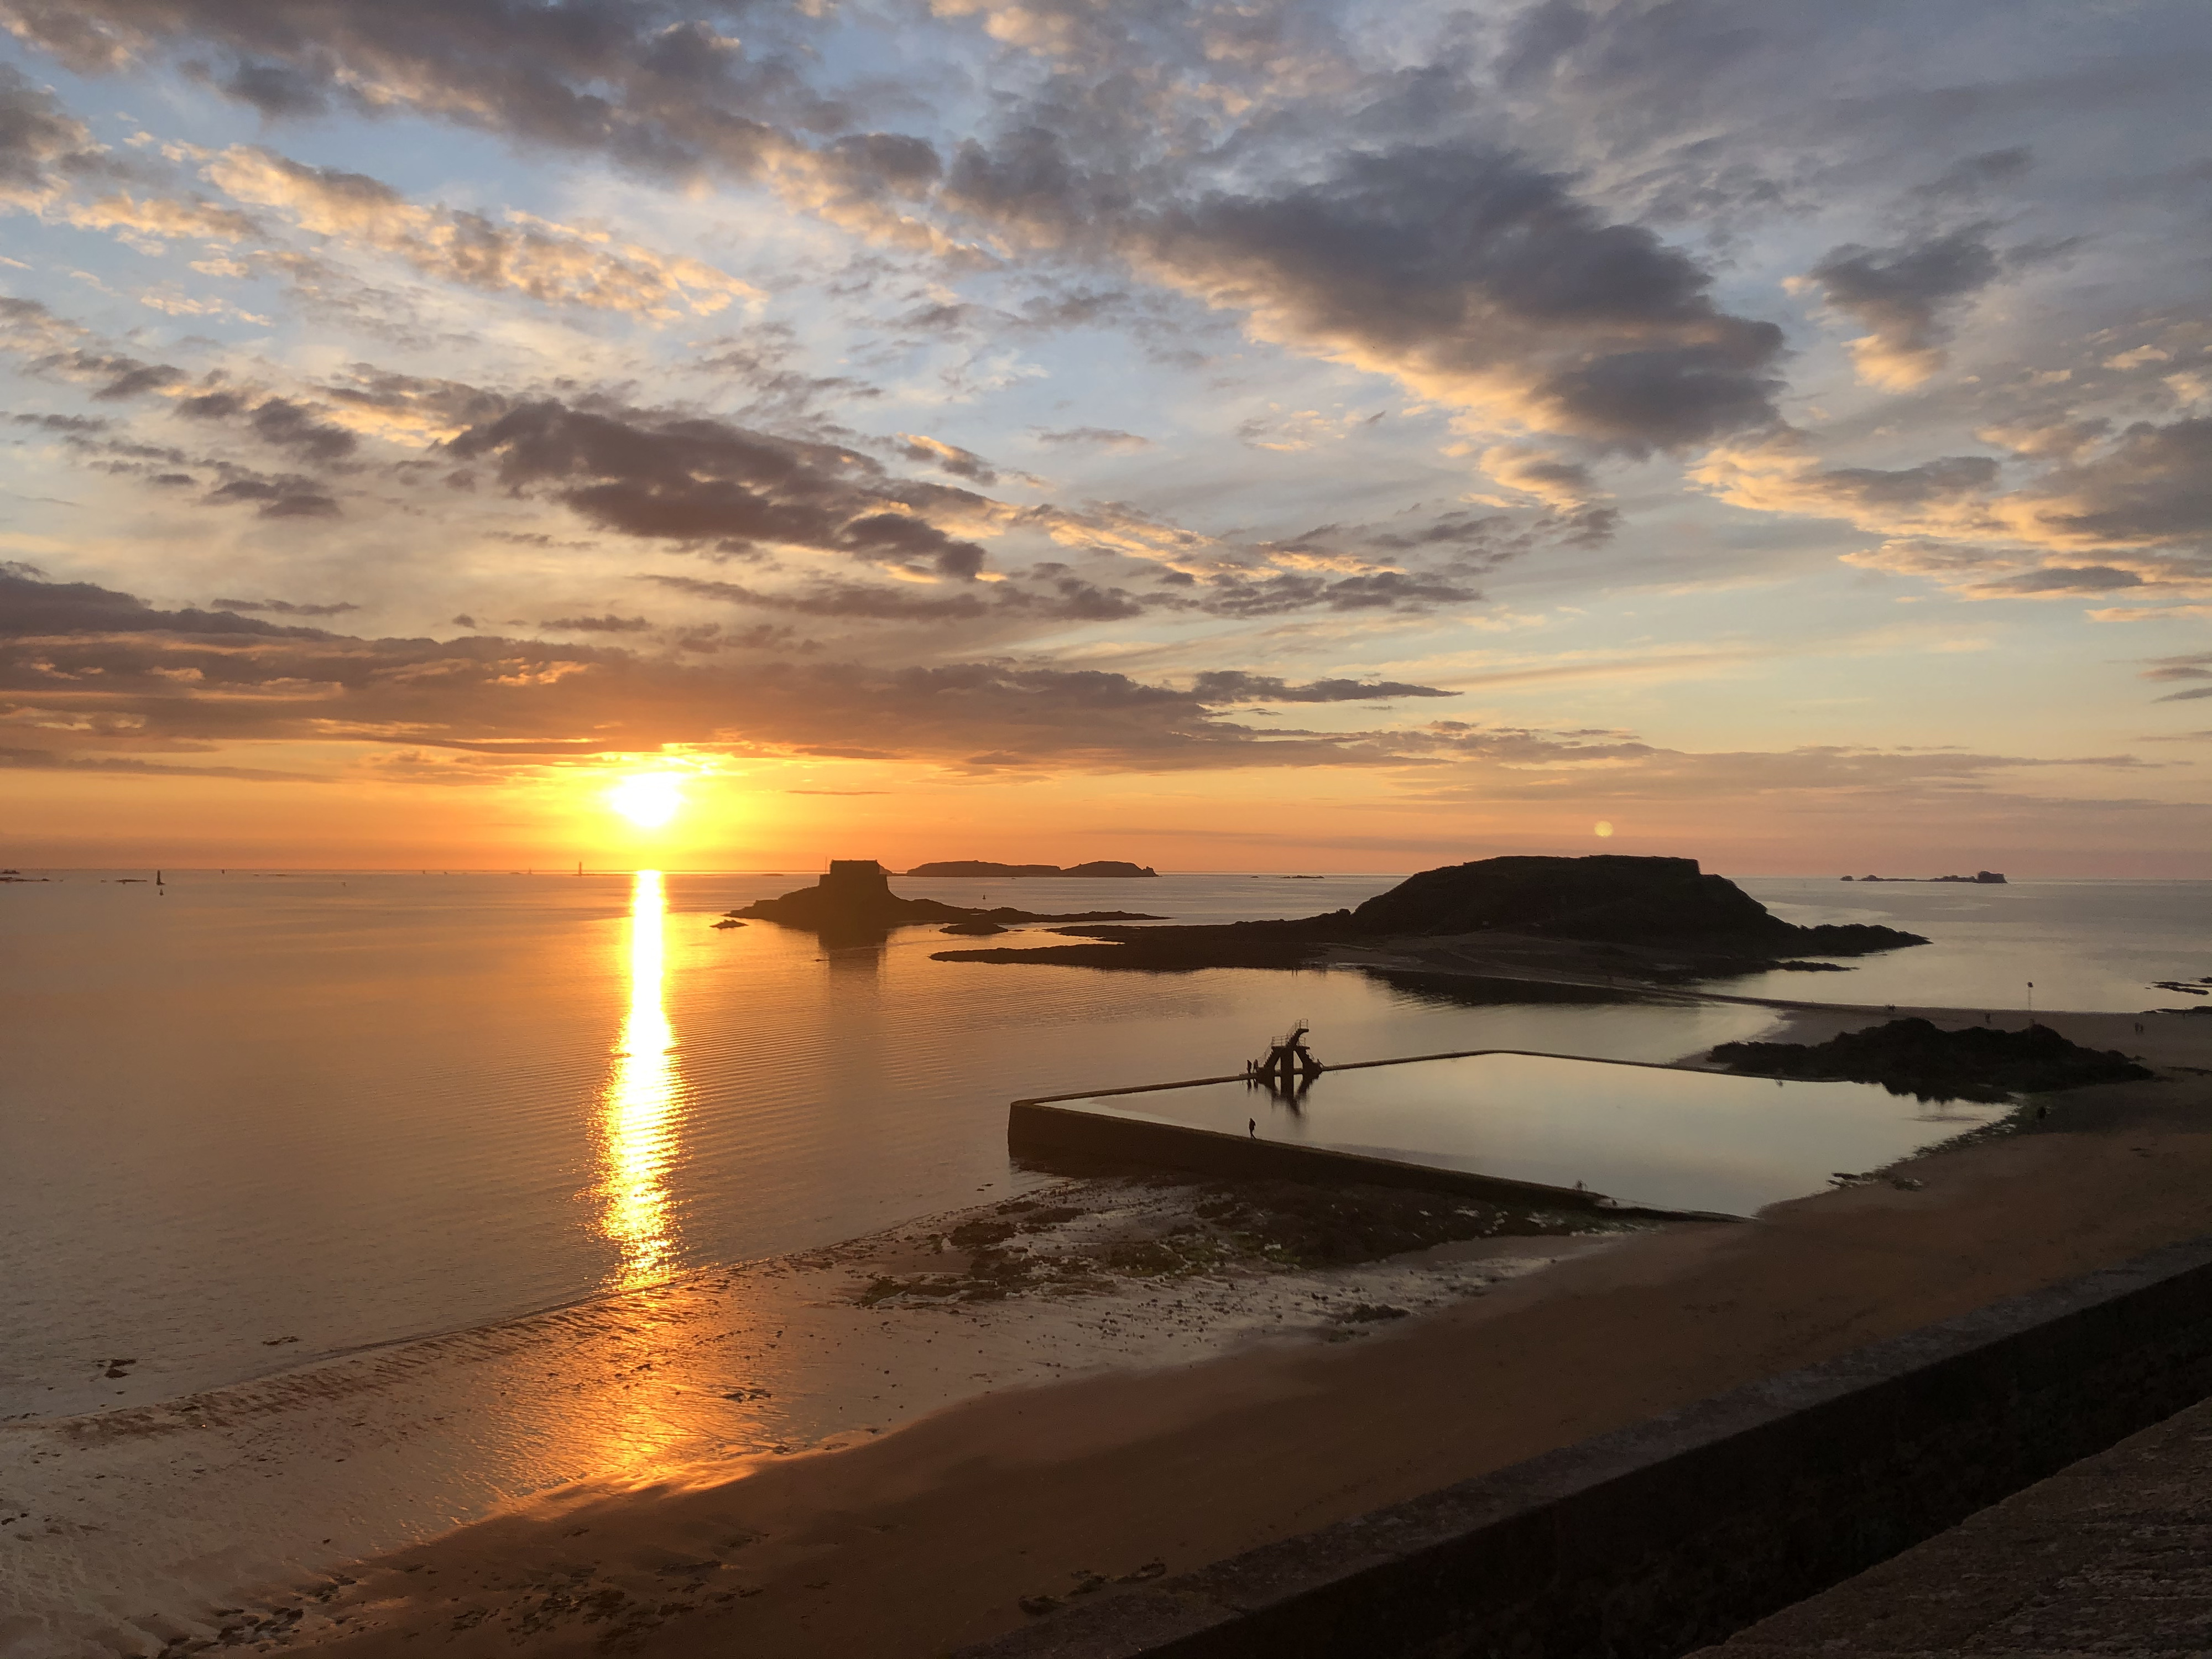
[608,774,684,830]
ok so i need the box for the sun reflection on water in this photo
[596,869,682,1287]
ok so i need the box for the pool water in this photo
[1056,1050,2011,1217]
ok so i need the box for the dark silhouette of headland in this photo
[728,860,1163,943]
[935,854,1928,978]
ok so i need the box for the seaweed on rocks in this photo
[1708,1018,2155,1103]
[852,1177,1590,1306]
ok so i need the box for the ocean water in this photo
[1729,877,2212,1013]
[2,869,2202,1418]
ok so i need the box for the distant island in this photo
[1841,872,2006,883]
[935,854,1928,977]
[727,861,1163,942]
[906,860,1158,878]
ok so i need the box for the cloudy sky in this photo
[1,0,2206,872]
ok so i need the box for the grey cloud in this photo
[2141,654,2212,684]
[647,569,1155,624]
[216,58,330,118]
[2156,686,2212,703]
[2023,418,2212,549]
[1126,143,1787,452]
[0,745,312,779]
[1200,569,1484,617]
[648,573,991,622]
[1,0,841,179]
[696,327,886,423]
[445,400,991,578]
[0,568,324,638]
[1973,566,2143,595]
[1001,574,1154,622]
[671,620,808,653]
[93,361,184,401]
[540,613,654,633]
[246,397,359,463]
[205,477,341,518]
[1807,223,2003,388]
[1036,426,1151,450]
[897,433,998,483]
[1910,147,2033,203]
[1191,672,1457,704]
[0,566,1401,773]
[0,60,97,199]
[212,596,361,617]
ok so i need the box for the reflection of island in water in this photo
[727,860,1164,946]
[596,869,682,1287]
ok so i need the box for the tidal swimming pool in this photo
[1047,1050,2013,1217]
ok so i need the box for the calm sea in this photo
[3,869,2204,1418]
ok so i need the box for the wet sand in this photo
[0,1180,1604,1658]
[15,1005,2210,1659]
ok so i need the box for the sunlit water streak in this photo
[594,870,682,1288]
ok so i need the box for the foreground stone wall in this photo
[956,1237,2212,1659]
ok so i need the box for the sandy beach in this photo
[0,1171,1611,1657]
[9,1002,2209,1659]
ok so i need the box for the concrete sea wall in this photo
[1007,1048,1752,1220]
[955,1236,2212,1659]
[1009,1097,1628,1215]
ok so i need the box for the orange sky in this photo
[11,752,2203,876]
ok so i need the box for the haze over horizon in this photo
[2,0,2207,875]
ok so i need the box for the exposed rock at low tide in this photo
[1709,1017,2154,1103]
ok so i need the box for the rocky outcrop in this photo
[729,861,1162,940]
[935,854,1926,972]
[1344,855,1919,952]
[1709,1018,2152,1103]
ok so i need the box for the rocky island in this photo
[728,860,1163,942]
[933,853,1927,980]
[906,859,1158,878]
